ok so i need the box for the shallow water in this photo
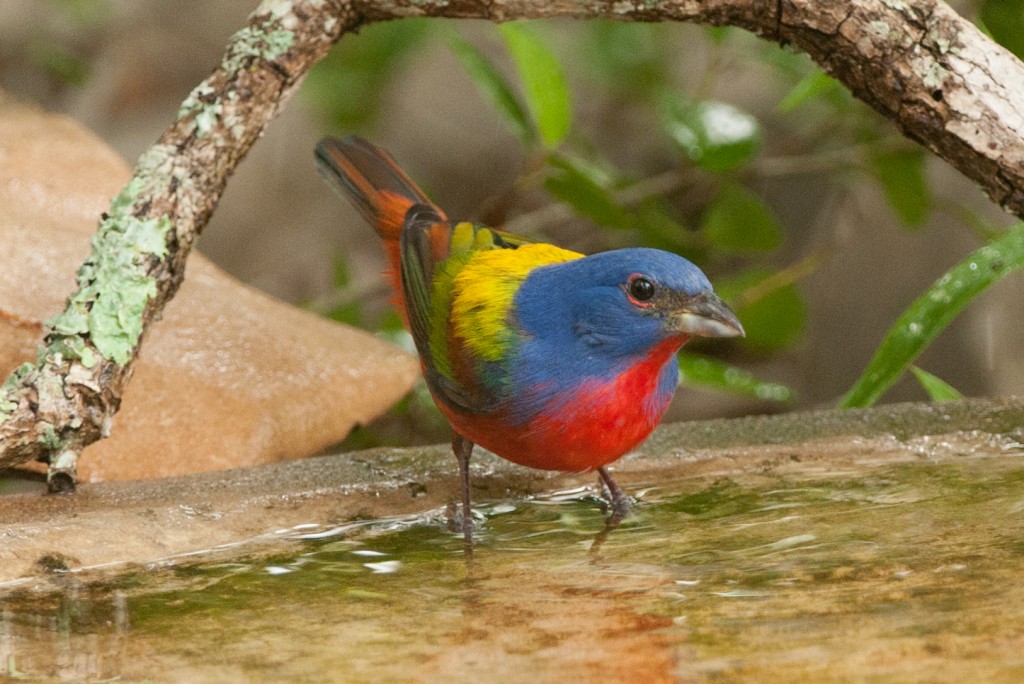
[4,449,1024,682]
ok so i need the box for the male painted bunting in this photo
[316,136,744,541]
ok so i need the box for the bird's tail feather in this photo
[315,135,443,242]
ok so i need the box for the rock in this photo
[0,92,420,481]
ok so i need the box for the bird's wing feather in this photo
[315,136,439,243]
[399,204,447,355]
[400,208,502,413]
[400,210,581,414]
[316,136,447,324]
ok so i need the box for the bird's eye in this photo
[628,276,655,303]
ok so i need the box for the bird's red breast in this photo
[436,336,686,472]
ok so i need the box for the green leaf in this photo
[543,155,631,229]
[980,0,1024,60]
[716,268,805,353]
[303,20,430,130]
[910,366,963,402]
[499,23,572,149]
[662,95,761,172]
[448,34,536,146]
[869,148,931,228]
[679,354,794,402]
[735,286,805,353]
[841,224,1024,408]
[584,22,668,99]
[777,70,841,113]
[701,183,783,253]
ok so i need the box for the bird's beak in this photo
[669,291,745,338]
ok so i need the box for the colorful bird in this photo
[316,136,744,541]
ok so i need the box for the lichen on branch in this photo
[0,0,349,487]
[47,172,172,366]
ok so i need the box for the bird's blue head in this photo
[514,248,744,377]
[505,247,743,424]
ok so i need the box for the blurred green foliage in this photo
[679,355,793,403]
[30,43,90,86]
[303,20,431,131]
[662,96,761,172]
[543,155,632,229]
[869,148,931,228]
[303,10,1022,446]
[449,34,536,146]
[53,0,111,24]
[979,0,1024,60]
[20,0,113,91]
[716,269,805,353]
[700,183,782,253]
[499,23,572,149]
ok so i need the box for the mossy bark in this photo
[0,0,351,487]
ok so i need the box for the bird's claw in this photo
[445,501,480,537]
[599,491,634,524]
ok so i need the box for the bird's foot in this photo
[445,501,481,538]
[605,490,634,523]
[597,466,633,523]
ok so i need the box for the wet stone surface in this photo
[1,397,1024,681]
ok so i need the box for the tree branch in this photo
[2,0,1022,488]
[0,0,351,488]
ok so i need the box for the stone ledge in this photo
[1,396,1022,586]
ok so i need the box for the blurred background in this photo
[0,0,1021,447]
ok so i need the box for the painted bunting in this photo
[316,136,743,540]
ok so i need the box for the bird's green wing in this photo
[399,206,508,413]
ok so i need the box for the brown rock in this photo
[0,92,420,481]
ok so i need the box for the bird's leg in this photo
[452,432,475,544]
[597,466,631,523]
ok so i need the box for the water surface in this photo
[4,447,1024,682]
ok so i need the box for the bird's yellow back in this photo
[451,241,582,363]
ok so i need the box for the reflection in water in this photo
[2,450,1024,681]
[0,585,132,680]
